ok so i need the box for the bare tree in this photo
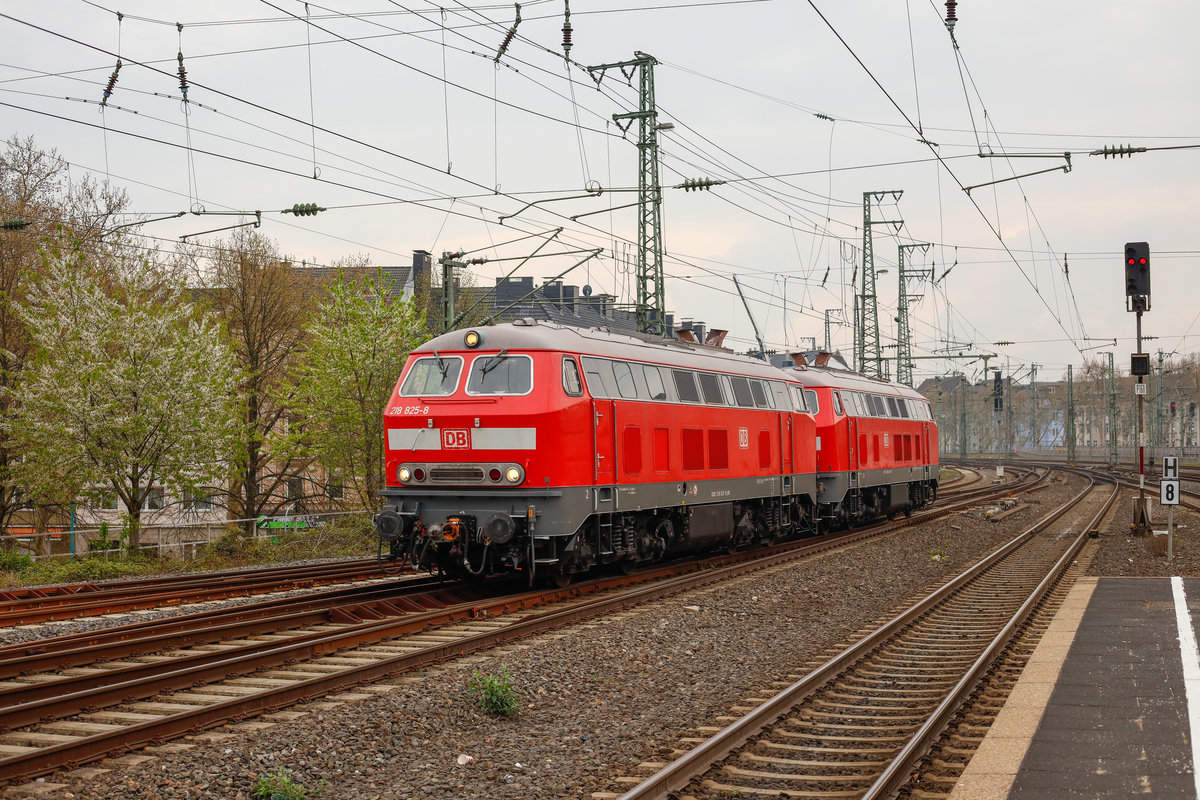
[182,228,324,535]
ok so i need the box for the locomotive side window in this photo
[730,377,755,407]
[673,370,701,403]
[896,397,910,418]
[562,357,583,397]
[831,390,843,416]
[698,372,724,405]
[804,389,819,414]
[860,394,874,416]
[769,381,790,410]
[720,375,736,405]
[400,355,464,396]
[789,385,808,413]
[466,353,533,395]
[581,356,615,398]
[644,365,668,401]
[885,396,900,418]
[613,361,639,399]
[868,395,885,417]
[841,391,857,416]
[749,380,769,408]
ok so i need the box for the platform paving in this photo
[950,577,1200,799]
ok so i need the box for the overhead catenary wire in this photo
[804,0,1089,358]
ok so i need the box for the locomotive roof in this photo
[783,365,928,400]
[413,320,787,379]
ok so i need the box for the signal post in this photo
[1125,242,1151,534]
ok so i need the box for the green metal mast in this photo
[896,242,929,387]
[588,52,665,336]
[1029,363,1039,448]
[1067,364,1076,464]
[1107,352,1118,467]
[859,191,903,377]
[958,374,967,458]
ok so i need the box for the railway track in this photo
[0,471,1044,788]
[0,558,390,626]
[609,467,1115,800]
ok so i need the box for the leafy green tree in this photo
[10,255,240,551]
[288,268,426,512]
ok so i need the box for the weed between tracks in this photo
[469,664,521,717]
[253,766,326,799]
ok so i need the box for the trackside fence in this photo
[2,510,371,561]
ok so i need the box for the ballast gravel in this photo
[5,475,1120,800]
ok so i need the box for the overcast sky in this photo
[3,0,1197,385]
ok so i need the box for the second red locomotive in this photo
[783,358,939,527]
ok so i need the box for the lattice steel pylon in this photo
[588,52,666,336]
[896,242,930,387]
[858,191,903,377]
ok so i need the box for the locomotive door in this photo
[592,399,615,485]
[779,413,793,476]
[847,417,858,469]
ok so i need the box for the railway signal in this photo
[1125,241,1152,534]
[1124,241,1150,311]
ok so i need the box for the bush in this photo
[0,550,34,575]
[253,766,324,800]
[192,516,373,570]
[468,665,520,717]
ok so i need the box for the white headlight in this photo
[398,467,412,482]
[505,467,522,483]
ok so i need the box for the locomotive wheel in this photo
[541,566,572,588]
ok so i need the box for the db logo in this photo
[442,429,470,449]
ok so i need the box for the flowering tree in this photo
[10,256,240,551]
[288,268,427,512]
[0,135,129,545]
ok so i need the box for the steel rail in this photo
[862,468,1118,799]
[614,467,1102,800]
[0,473,1049,787]
[0,560,391,625]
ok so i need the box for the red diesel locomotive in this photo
[784,360,939,527]
[374,319,821,585]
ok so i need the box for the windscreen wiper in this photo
[480,348,509,376]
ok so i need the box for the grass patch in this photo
[0,516,374,589]
[253,766,324,799]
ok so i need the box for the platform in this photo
[949,577,1200,799]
